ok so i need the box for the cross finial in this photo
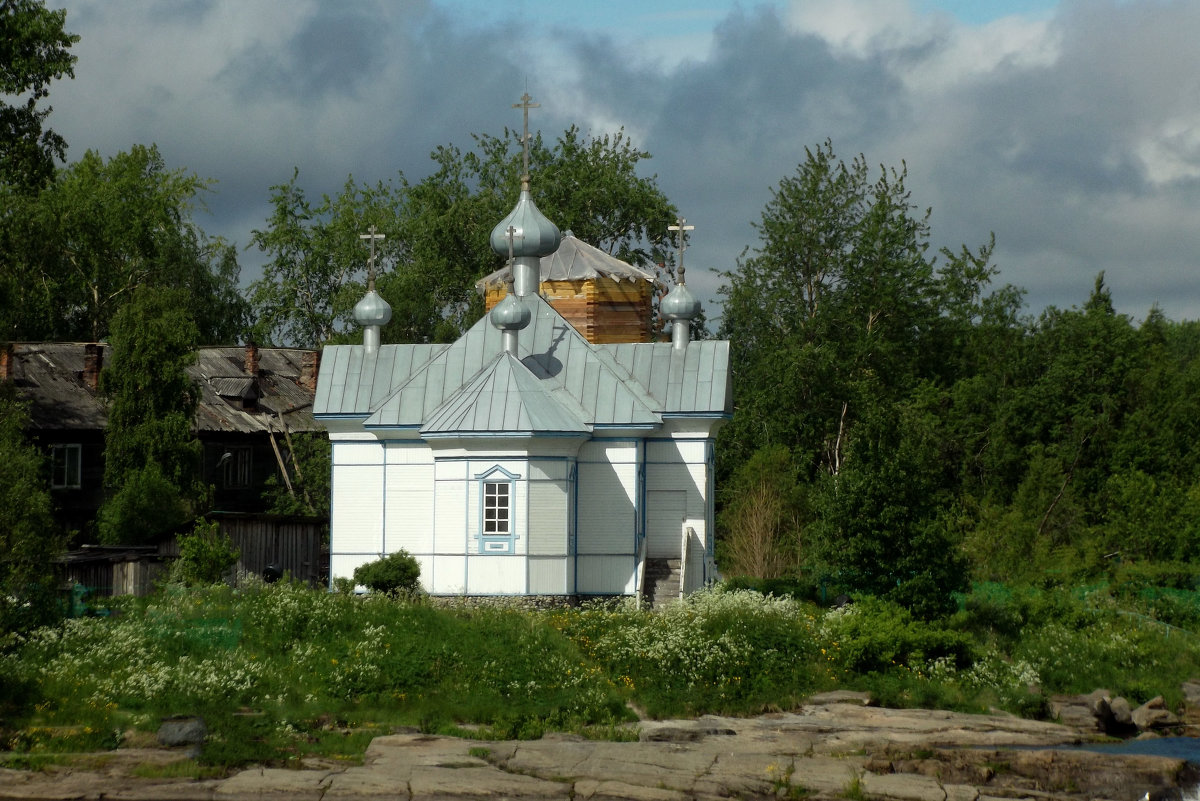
[667,217,694,284]
[359,225,385,290]
[513,92,539,189]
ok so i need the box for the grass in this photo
[1,579,1198,770]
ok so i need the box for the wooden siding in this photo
[576,460,636,554]
[528,557,569,595]
[161,515,326,586]
[575,555,636,594]
[332,464,384,553]
[527,480,568,555]
[385,464,434,552]
[466,555,524,594]
[484,278,653,345]
[430,554,465,594]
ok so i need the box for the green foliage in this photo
[170,519,240,586]
[248,126,676,347]
[5,581,1200,767]
[819,596,973,675]
[0,145,248,342]
[0,0,78,192]
[98,286,204,544]
[0,382,62,635]
[261,433,330,517]
[352,551,421,595]
[717,445,806,578]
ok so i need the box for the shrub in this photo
[170,519,240,586]
[353,551,421,595]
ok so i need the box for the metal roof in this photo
[475,232,658,293]
[314,296,731,435]
[420,352,591,436]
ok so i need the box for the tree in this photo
[716,141,999,613]
[248,126,677,347]
[0,145,249,343]
[0,0,78,192]
[0,381,62,632]
[718,141,998,480]
[97,286,204,544]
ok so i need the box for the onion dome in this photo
[489,291,531,331]
[661,282,701,321]
[489,190,561,259]
[353,289,392,327]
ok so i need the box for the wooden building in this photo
[477,232,658,345]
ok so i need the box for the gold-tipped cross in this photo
[359,225,385,289]
[667,217,694,284]
[513,92,539,186]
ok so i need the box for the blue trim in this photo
[474,465,521,554]
[570,461,579,595]
[592,423,659,430]
[434,455,573,463]
[661,412,732,420]
[421,431,591,439]
[362,423,422,430]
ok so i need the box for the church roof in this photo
[313,296,729,435]
[421,352,591,436]
[475,232,657,293]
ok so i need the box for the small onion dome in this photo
[660,282,701,321]
[354,289,392,327]
[489,292,531,331]
[490,189,561,258]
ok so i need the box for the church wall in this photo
[644,437,713,572]
[465,554,525,594]
[527,479,569,555]
[430,554,465,594]
[576,555,636,594]
[528,556,572,595]
[575,441,638,555]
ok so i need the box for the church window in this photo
[483,481,510,535]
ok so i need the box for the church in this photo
[313,100,732,601]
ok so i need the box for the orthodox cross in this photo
[667,217,694,285]
[513,92,539,187]
[359,225,385,290]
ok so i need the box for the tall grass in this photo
[2,579,1198,768]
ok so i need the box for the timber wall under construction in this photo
[484,278,653,344]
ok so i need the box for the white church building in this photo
[314,106,731,601]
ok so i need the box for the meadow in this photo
[2,579,1198,770]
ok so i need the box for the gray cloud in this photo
[44,0,1200,325]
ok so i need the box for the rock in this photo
[1111,696,1135,726]
[807,690,873,706]
[1181,680,1200,706]
[1133,696,1180,731]
[1050,693,1105,732]
[156,716,206,747]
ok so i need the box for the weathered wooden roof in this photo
[314,295,731,435]
[475,232,658,292]
[6,343,322,435]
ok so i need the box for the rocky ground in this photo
[2,692,1198,801]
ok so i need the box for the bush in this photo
[353,551,421,595]
[170,519,239,586]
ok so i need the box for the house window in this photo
[221,447,252,489]
[483,481,510,535]
[50,444,81,489]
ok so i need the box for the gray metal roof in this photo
[475,232,658,293]
[314,296,731,435]
[421,352,591,436]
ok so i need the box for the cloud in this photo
[43,0,1200,325]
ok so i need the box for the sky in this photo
[39,0,1200,326]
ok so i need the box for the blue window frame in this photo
[475,465,520,553]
